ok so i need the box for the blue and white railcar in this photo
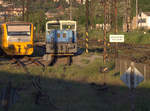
[45,20,77,55]
[43,20,77,64]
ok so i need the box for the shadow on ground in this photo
[75,47,104,56]
[0,70,149,111]
[31,46,46,57]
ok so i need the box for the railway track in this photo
[34,40,150,65]
[77,39,150,49]
[0,56,58,110]
[11,57,55,103]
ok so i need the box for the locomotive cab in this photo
[0,22,34,56]
[45,20,77,55]
[43,20,77,64]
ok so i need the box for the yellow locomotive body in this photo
[0,22,34,55]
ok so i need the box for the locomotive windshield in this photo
[7,24,31,36]
[47,21,76,31]
[62,24,75,30]
[47,23,60,30]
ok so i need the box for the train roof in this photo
[46,20,76,25]
[0,21,32,25]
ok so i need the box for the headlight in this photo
[51,37,54,42]
[8,45,14,49]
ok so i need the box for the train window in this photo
[7,24,31,36]
[57,33,60,38]
[63,33,66,38]
[62,25,75,30]
[7,25,30,32]
[47,23,60,30]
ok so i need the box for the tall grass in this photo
[124,30,150,44]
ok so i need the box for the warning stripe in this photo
[86,43,88,48]
[86,32,88,36]
[85,31,89,54]
[86,48,88,53]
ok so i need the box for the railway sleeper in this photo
[23,56,45,68]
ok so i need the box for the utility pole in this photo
[26,0,29,22]
[4,8,6,22]
[113,0,119,73]
[85,0,89,54]
[103,0,107,65]
[69,0,72,20]
[108,0,111,25]
[136,0,138,29]
[114,0,118,34]
[11,0,14,22]
[101,0,110,65]
[126,0,131,32]
[114,0,118,58]
[110,0,114,31]
[22,0,25,21]
[101,0,109,86]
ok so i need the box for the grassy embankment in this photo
[0,54,149,111]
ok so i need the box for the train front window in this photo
[62,25,75,30]
[47,23,60,30]
[7,24,31,36]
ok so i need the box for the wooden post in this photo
[114,0,118,34]
[136,0,138,29]
[130,62,135,90]
[22,0,25,21]
[69,0,72,20]
[130,62,135,111]
[26,0,29,22]
[103,0,107,65]
[144,64,146,82]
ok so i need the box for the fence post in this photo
[144,64,146,82]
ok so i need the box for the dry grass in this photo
[0,54,149,111]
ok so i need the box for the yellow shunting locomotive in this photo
[0,22,34,55]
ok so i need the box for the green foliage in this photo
[123,30,150,44]
[73,5,86,24]
[89,30,103,40]
[139,0,150,12]
[56,0,69,8]
[28,10,47,32]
